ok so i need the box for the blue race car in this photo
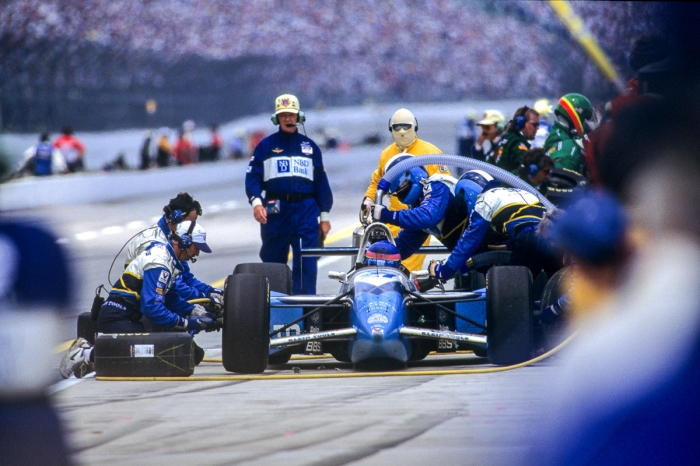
[221,223,536,373]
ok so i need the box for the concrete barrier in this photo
[0,161,241,211]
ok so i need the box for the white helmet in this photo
[389,108,418,150]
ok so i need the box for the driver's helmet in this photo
[384,154,428,207]
[364,240,401,268]
[554,93,593,136]
[455,169,498,212]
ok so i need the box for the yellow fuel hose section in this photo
[548,0,625,93]
[96,332,577,381]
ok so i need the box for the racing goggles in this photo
[391,123,413,132]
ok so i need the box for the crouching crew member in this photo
[60,221,217,378]
[125,192,223,305]
[245,94,333,295]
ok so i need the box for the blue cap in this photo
[549,190,627,265]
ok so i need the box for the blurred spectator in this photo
[17,132,66,176]
[102,152,128,171]
[156,129,172,167]
[198,124,222,162]
[172,129,197,166]
[454,110,478,176]
[517,147,553,195]
[139,131,152,170]
[229,128,246,159]
[53,126,86,173]
[248,129,266,153]
[471,109,506,162]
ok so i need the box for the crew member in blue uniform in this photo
[371,155,477,258]
[245,94,333,295]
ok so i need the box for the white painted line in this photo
[101,226,124,235]
[127,221,147,229]
[208,205,222,214]
[75,231,98,241]
[224,201,238,209]
[48,377,84,394]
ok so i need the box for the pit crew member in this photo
[53,125,86,173]
[487,106,540,174]
[124,192,222,305]
[471,110,506,162]
[544,93,594,174]
[360,108,450,271]
[60,221,216,378]
[245,94,333,295]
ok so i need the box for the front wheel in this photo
[486,266,534,365]
[222,273,270,373]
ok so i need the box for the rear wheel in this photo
[486,266,534,365]
[539,267,573,350]
[222,273,270,373]
[233,262,292,294]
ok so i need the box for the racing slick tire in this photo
[539,266,573,350]
[486,266,535,365]
[233,262,292,295]
[222,273,270,373]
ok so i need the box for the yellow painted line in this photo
[96,333,577,381]
[210,222,360,289]
[55,340,73,353]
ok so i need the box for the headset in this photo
[271,111,306,125]
[528,164,540,178]
[170,220,198,261]
[388,117,418,133]
[513,106,531,131]
[164,206,186,224]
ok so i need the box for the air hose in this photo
[376,154,556,211]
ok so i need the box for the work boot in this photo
[59,338,95,379]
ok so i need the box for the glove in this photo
[359,196,373,224]
[190,304,209,316]
[208,289,224,306]
[428,259,455,280]
[370,204,399,225]
[187,315,217,333]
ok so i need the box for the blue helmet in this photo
[455,170,498,212]
[365,240,401,268]
[384,154,428,207]
[549,190,628,266]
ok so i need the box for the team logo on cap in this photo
[281,98,291,107]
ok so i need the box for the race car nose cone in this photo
[372,326,384,343]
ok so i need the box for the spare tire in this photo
[486,266,534,365]
[222,273,270,373]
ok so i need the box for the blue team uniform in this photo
[245,129,333,294]
[390,177,469,258]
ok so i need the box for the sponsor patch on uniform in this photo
[368,313,389,324]
[518,144,528,150]
[246,166,252,173]
[277,159,290,173]
[557,142,563,150]
[272,148,283,153]
[439,165,447,172]
[158,270,169,285]
[155,287,163,294]
[301,142,313,155]
[250,156,255,161]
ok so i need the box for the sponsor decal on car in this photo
[367,313,389,324]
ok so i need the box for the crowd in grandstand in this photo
[0,1,664,106]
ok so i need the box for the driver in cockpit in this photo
[364,241,401,268]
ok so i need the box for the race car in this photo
[221,222,538,374]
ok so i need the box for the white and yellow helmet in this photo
[388,108,418,150]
